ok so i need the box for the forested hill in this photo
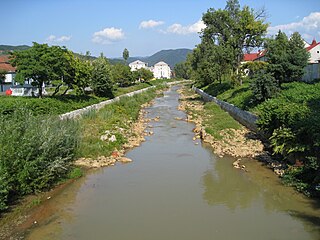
[126,48,192,68]
[0,45,30,55]
[0,45,192,68]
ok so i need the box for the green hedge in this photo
[0,109,79,211]
[0,95,106,116]
[257,82,320,195]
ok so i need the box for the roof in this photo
[129,60,146,65]
[154,61,169,66]
[0,55,16,72]
[243,50,266,62]
[306,39,320,51]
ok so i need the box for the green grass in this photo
[76,88,159,158]
[203,102,242,140]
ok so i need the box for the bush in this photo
[0,109,79,211]
[250,71,279,103]
[0,95,105,116]
[257,82,320,195]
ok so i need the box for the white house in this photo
[306,39,320,64]
[129,60,148,71]
[153,61,171,79]
[243,39,320,81]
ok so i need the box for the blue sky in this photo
[3,0,320,58]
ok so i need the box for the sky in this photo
[3,0,320,58]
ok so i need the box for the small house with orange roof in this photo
[0,55,16,92]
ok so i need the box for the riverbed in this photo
[20,86,320,239]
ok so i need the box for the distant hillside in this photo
[126,48,192,68]
[0,45,30,55]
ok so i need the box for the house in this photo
[243,40,320,81]
[129,60,148,71]
[303,39,320,81]
[153,61,171,79]
[0,55,16,92]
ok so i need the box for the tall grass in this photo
[0,109,79,211]
[77,89,157,158]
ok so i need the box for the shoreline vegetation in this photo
[0,81,172,214]
[0,83,167,239]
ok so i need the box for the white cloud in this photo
[46,35,71,43]
[92,27,125,44]
[166,20,206,35]
[139,20,164,29]
[268,12,320,42]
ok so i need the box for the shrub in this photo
[257,82,320,195]
[250,71,279,103]
[0,109,79,211]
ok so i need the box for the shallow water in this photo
[25,86,320,240]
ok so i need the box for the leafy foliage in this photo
[257,82,320,195]
[266,31,309,85]
[0,109,79,211]
[111,63,133,87]
[123,48,129,62]
[10,43,71,97]
[0,95,105,116]
[91,55,114,97]
[250,71,279,103]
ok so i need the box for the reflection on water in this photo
[25,86,320,240]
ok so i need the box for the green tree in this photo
[202,0,268,76]
[250,71,279,103]
[91,54,114,97]
[111,63,133,87]
[287,32,310,82]
[10,42,69,97]
[174,61,191,79]
[123,48,129,63]
[133,68,154,82]
[266,30,290,86]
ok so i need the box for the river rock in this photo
[117,157,133,163]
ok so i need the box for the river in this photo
[23,86,320,240]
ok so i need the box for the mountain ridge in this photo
[0,45,192,67]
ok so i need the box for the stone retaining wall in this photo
[59,80,192,120]
[192,86,259,132]
[59,86,155,120]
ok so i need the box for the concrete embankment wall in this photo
[60,80,192,120]
[192,86,259,132]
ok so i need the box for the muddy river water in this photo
[24,86,320,240]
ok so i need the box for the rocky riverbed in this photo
[177,86,286,176]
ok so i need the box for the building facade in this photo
[129,60,148,71]
[153,61,171,79]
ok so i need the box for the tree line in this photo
[10,44,154,98]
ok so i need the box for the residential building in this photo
[129,60,148,71]
[243,39,320,81]
[0,55,16,92]
[153,61,171,79]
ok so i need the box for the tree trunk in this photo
[52,84,63,96]
[61,86,70,96]
[38,82,43,98]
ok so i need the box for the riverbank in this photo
[0,86,165,239]
[177,86,284,173]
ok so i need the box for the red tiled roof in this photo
[243,50,266,62]
[0,55,16,72]
[306,39,320,51]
